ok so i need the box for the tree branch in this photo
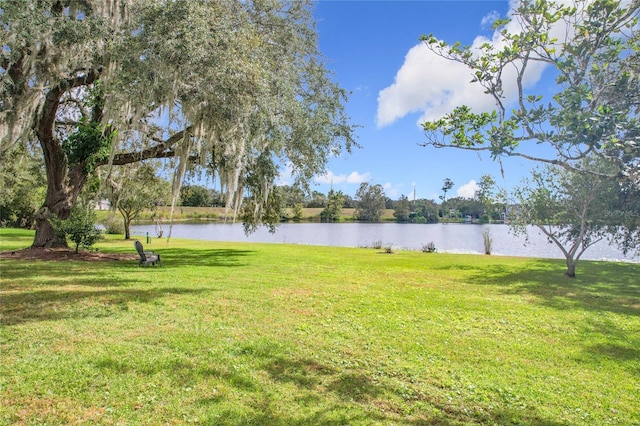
[100,126,194,166]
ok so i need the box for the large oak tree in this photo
[1,0,356,248]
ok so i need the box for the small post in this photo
[146,232,150,244]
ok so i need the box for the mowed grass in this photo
[1,228,639,425]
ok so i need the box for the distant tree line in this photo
[173,181,504,224]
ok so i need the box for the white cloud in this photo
[457,180,479,199]
[481,10,501,29]
[383,182,399,198]
[316,170,345,184]
[376,2,555,128]
[316,170,370,185]
[346,171,370,184]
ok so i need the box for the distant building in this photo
[95,199,111,210]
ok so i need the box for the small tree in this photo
[510,160,627,277]
[440,178,454,203]
[320,189,345,222]
[354,182,386,222]
[475,175,497,223]
[105,164,171,240]
[292,204,304,221]
[393,195,411,222]
[51,198,102,253]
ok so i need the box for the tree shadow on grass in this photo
[578,314,640,375]
[138,247,257,268]
[193,342,569,426]
[436,258,640,374]
[0,247,256,290]
[0,287,211,326]
[437,258,640,317]
[0,262,142,291]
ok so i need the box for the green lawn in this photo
[1,228,638,425]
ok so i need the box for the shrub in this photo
[483,229,493,255]
[99,214,125,235]
[422,242,437,253]
[51,202,102,253]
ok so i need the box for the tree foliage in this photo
[279,185,307,208]
[0,142,46,227]
[413,199,439,223]
[421,0,640,185]
[354,182,386,222]
[180,185,214,207]
[1,0,356,247]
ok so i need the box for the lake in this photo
[131,222,638,263]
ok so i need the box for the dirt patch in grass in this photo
[0,248,135,262]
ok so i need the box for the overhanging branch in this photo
[100,126,194,166]
[420,139,618,179]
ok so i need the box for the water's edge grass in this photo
[1,228,639,425]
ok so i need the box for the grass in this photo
[1,228,639,425]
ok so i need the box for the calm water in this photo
[131,222,638,262]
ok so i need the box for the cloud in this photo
[346,171,370,184]
[316,170,370,185]
[457,180,479,199]
[383,182,399,198]
[481,10,501,29]
[315,170,344,184]
[376,2,553,128]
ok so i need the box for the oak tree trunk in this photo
[31,87,89,248]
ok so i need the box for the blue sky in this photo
[305,0,546,201]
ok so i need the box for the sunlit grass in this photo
[1,228,639,425]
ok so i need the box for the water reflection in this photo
[131,222,637,262]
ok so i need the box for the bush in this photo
[99,214,125,235]
[51,202,102,253]
[422,242,437,253]
[483,229,493,255]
